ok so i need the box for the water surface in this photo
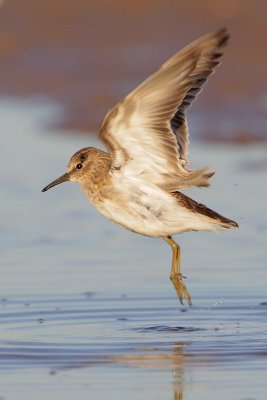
[1,98,267,399]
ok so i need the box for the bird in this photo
[42,28,238,306]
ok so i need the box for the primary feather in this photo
[99,28,229,191]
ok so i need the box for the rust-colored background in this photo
[0,0,266,141]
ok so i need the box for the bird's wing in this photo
[99,29,229,190]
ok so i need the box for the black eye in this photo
[76,163,83,170]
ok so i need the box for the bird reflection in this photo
[172,342,186,400]
[51,339,189,399]
[174,383,183,400]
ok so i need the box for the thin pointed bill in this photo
[42,173,69,192]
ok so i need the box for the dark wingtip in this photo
[216,27,230,47]
[231,220,239,228]
[223,218,239,229]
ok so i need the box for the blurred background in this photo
[0,0,267,141]
[0,2,267,399]
[1,0,267,297]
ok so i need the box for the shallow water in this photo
[0,294,267,400]
[1,98,267,399]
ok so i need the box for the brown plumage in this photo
[99,28,229,190]
[42,29,238,306]
[172,191,238,229]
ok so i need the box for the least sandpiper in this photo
[42,28,238,306]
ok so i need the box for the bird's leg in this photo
[163,236,192,306]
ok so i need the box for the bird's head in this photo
[42,147,93,192]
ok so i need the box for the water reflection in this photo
[0,293,267,399]
[49,340,188,400]
[174,381,183,400]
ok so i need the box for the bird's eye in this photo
[76,163,83,170]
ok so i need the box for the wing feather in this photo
[99,29,229,190]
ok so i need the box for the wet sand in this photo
[1,98,267,399]
[0,0,267,141]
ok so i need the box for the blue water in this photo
[0,98,267,399]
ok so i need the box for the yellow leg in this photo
[163,236,192,306]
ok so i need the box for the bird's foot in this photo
[170,272,192,307]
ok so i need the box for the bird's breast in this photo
[86,178,180,237]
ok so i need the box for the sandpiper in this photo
[42,28,238,306]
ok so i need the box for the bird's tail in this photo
[160,166,215,191]
[181,167,215,188]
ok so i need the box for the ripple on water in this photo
[133,325,205,333]
[0,294,266,372]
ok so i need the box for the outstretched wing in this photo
[170,37,227,165]
[99,29,229,190]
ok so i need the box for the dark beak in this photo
[42,173,69,192]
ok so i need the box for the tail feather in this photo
[159,166,215,192]
[183,167,215,188]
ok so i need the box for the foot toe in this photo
[171,273,192,306]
